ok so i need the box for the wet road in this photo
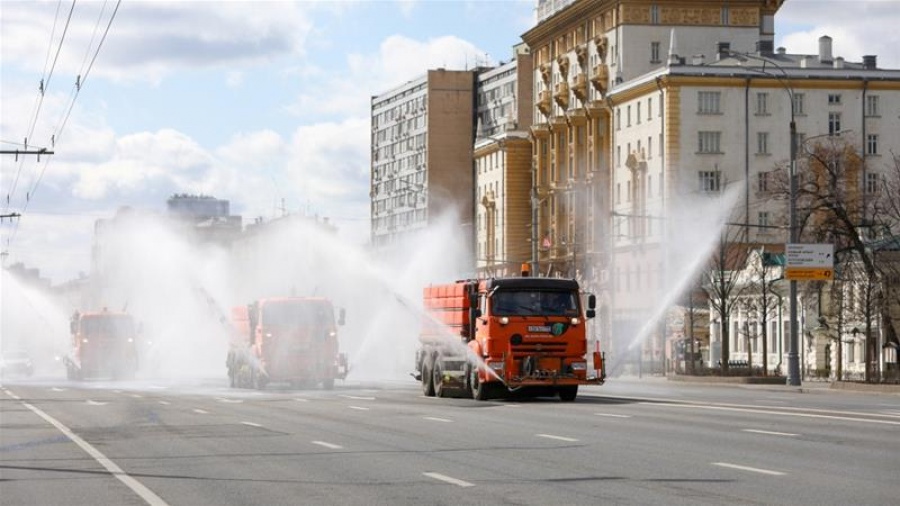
[2,377,898,505]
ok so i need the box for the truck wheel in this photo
[322,377,335,390]
[472,372,492,401]
[558,386,578,402]
[422,356,435,397]
[432,360,445,398]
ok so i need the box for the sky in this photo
[2,0,900,285]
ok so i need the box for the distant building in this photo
[166,194,241,244]
[370,69,476,251]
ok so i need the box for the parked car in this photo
[1,349,35,377]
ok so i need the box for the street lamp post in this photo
[726,49,801,386]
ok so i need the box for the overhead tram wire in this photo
[24,0,117,205]
[4,0,76,215]
[6,0,122,249]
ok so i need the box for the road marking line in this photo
[501,404,521,408]
[241,421,263,428]
[216,398,243,404]
[536,433,578,442]
[3,389,21,400]
[192,409,209,414]
[424,416,452,423]
[713,462,786,476]
[341,395,376,401]
[294,398,310,402]
[423,472,474,488]
[130,394,143,398]
[881,410,900,417]
[646,402,900,426]
[348,406,370,411]
[51,387,67,392]
[312,440,343,449]
[16,397,169,505]
[743,429,798,437]
[86,400,108,406]
[158,401,170,405]
[594,413,632,418]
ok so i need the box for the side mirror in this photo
[586,309,596,319]
[338,308,346,326]
[588,294,597,310]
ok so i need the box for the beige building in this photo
[370,70,476,251]
[474,48,535,276]
[520,0,900,373]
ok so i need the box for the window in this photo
[698,91,721,114]
[828,94,841,105]
[757,171,770,192]
[616,109,621,130]
[866,172,879,193]
[651,41,661,63]
[648,97,652,120]
[616,145,621,167]
[636,102,642,124]
[699,171,721,192]
[792,93,805,115]
[648,136,652,159]
[698,131,721,153]
[755,92,769,115]
[758,211,770,228]
[616,183,621,203]
[866,95,879,117]
[828,112,842,135]
[627,105,632,126]
[867,134,879,155]
[757,132,769,155]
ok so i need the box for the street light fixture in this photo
[725,49,801,386]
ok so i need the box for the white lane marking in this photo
[130,394,143,398]
[594,413,632,418]
[51,387,67,392]
[501,404,521,408]
[158,401,171,406]
[192,409,209,415]
[423,416,452,423]
[536,433,579,442]
[713,462,786,476]
[216,398,243,404]
[3,389,21,400]
[348,406,370,411]
[113,390,122,394]
[294,398,310,403]
[881,410,900,417]
[86,400,108,406]
[16,396,169,505]
[644,402,900,426]
[743,429,798,437]
[147,385,167,390]
[241,421,263,428]
[340,395,376,401]
[423,472,475,488]
[312,440,343,450]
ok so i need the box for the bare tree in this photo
[701,223,753,373]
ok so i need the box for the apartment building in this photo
[370,70,476,251]
[474,48,535,276]
[521,0,900,373]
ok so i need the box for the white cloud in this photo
[777,0,900,68]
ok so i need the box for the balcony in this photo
[553,82,570,110]
[537,90,552,117]
[590,64,609,94]
[572,73,588,102]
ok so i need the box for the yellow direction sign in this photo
[785,267,834,281]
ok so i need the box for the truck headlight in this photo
[570,317,580,325]
[571,362,587,371]
[499,316,509,325]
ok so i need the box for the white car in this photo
[1,349,35,377]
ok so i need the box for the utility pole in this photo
[1,148,55,159]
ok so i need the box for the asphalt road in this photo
[2,376,898,506]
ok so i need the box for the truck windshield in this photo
[262,301,333,327]
[81,315,135,338]
[491,290,578,317]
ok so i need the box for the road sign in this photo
[785,243,834,281]
[784,267,834,281]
